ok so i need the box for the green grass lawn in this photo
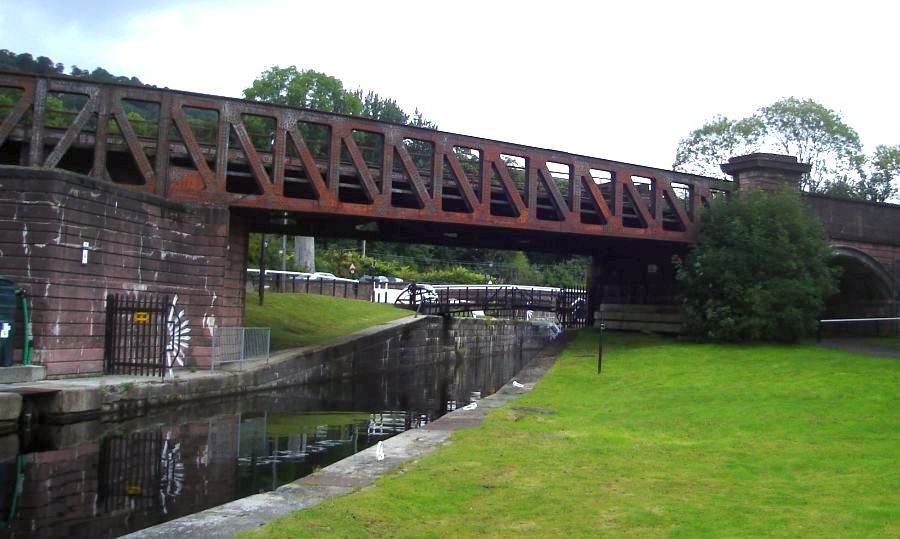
[241,331,900,538]
[244,293,409,351]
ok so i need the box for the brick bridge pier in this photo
[590,154,899,331]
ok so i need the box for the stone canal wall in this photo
[100,315,557,418]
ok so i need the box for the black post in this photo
[816,321,822,343]
[258,234,266,306]
[597,314,604,374]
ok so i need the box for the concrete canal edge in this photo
[124,332,574,538]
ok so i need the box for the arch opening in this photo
[825,248,895,319]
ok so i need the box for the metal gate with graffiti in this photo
[104,294,170,377]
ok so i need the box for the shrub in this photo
[675,188,838,342]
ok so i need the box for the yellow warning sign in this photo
[126,484,142,496]
[133,312,151,324]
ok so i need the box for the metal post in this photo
[258,234,266,306]
[239,327,245,371]
[598,314,605,374]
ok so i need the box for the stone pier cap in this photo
[721,153,812,191]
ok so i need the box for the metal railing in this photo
[210,327,271,370]
[247,270,370,299]
[817,317,900,340]
[391,284,589,328]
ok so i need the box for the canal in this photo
[0,344,532,538]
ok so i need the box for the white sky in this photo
[2,0,898,170]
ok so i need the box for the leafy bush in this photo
[415,266,486,284]
[675,189,838,342]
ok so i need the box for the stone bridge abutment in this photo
[0,166,249,375]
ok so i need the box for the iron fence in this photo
[248,271,371,299]
[210,327,271,370]
[104,294,169,377]
[818,317,900,339]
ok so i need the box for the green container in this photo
[0,276,16,367]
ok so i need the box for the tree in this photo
[674,188,838,342]
[857,144,900,203]
[673,115,764,177]
[0,48,145,85]
[759,98,863,193]
[358,90,407,124]
[674,98,867,194]
[243,66,363,115]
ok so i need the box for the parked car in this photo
[360,275,390,284]
[310,272,337,280]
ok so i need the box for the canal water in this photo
[0,347,530,538]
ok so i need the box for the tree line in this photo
[0,49,145,85]
[674,98,899,202]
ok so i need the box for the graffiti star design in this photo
[166,295,190,377]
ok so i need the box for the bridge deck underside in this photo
[0,72,732,244]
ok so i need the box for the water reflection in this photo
[0,345,529,538]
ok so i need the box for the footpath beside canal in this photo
[0,315,558,426]
[126,332,573,538]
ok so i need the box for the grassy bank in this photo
[242,331,900,537]
[243,293,409,351]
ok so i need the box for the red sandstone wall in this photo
[0,166,247,376]
[806,194,900,275]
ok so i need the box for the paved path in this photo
[818,338,900,359]
[125,333,574,538]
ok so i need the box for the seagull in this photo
[375,441,385,461]
[462,402,477,411]
[512,380,525,388]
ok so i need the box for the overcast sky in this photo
[2,0,897,170]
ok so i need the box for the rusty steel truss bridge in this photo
[0,72,732,248]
